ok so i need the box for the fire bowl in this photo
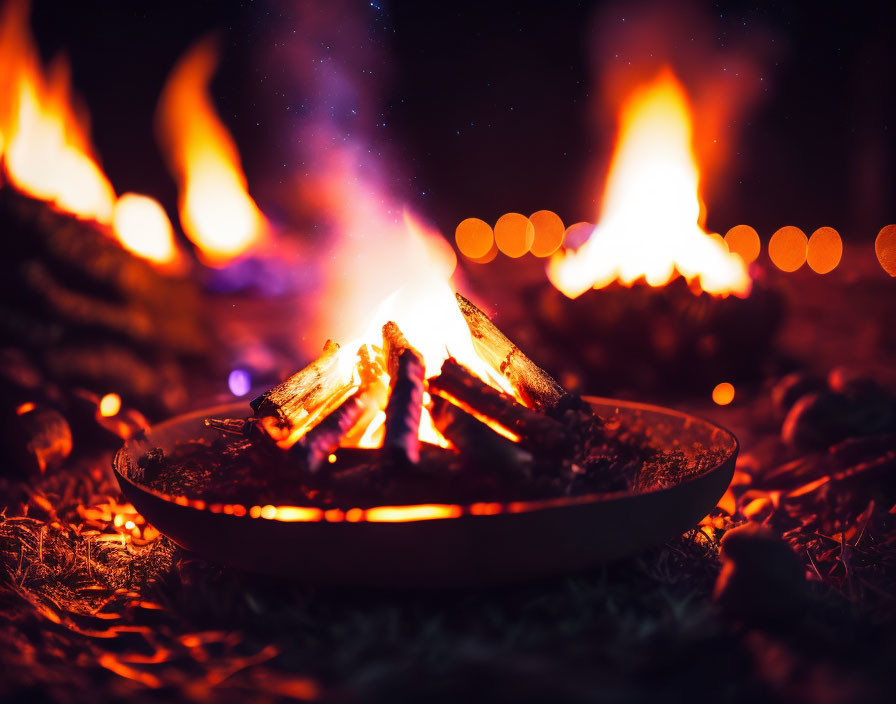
[113,398,737,587]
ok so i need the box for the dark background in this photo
[27,0,896,244]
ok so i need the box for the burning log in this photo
[21,260,203,356]
[454,293,574,415]
[297,381,387,473]
[382,322,425,465]
[428,358,570,454]
[0,190,209,414]
[523,278,783,397]
[1,190,198,318]
[429,396,533,474]
[357,344,381,385]
[204,417,254,436]
[382,321,411,378]
[250,340,350,438]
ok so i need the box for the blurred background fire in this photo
[1,0,895,702]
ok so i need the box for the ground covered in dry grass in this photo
[2,372,895,703]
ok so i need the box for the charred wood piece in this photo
[382,323,425,466]
[382,321,412,379]
[251,340,350,436]
[19,260,204,356]
[454,293,578,416]
[204,417,254,436]
[430,396,533,474]
[296,382,386,474]
[357,344,383,386]
[303,379,386,472]
[1,189,199,314]
[428,358,570,454]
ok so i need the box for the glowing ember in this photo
[99,393,122,417]
[365,504,462,522]
[79,498,159,544]
[547,69,750,298]
[156,38,266,265]
[15,401,35,415]
[712,382,735,406]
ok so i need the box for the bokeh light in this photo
[468,241,499,264]
[99,393,122,417]
[528,210,565,258]
[228,369,251,397]
[768,226,808,272]
[455,217,494,259]
[807,226,843,274]
[712,382,735,406]
[563,222,596,250]
[876,225,896,277]
[494,213,535,258]
[724,224,760,265]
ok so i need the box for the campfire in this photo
[546,69,750,299]
[517,68,780,398]
[0,0,180,267]
[121,210,639,520]
[246,289,584,470]
[0,1,266,271]
[2,2,896,703]
[155,36,268,265]
[0,1,284,423]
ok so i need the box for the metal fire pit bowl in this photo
[114,398,737,587]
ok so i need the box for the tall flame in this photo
[547,69,750,298]
[156,38,265,266]
[0,0,114,222]
[0,1,179,267]
[320,213,519,449]
[298,133,521,447]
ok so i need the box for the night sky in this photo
[27,0,896,243]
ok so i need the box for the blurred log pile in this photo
[0,190,214,477]
[519,277,784,397]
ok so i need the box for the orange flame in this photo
[338,215,523,447]
[156,38,266,266]
[0,1,179,267]
[112,193,180,267]
[0,0,114,221]
[547,69,750,298]
[287,199,522,450]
